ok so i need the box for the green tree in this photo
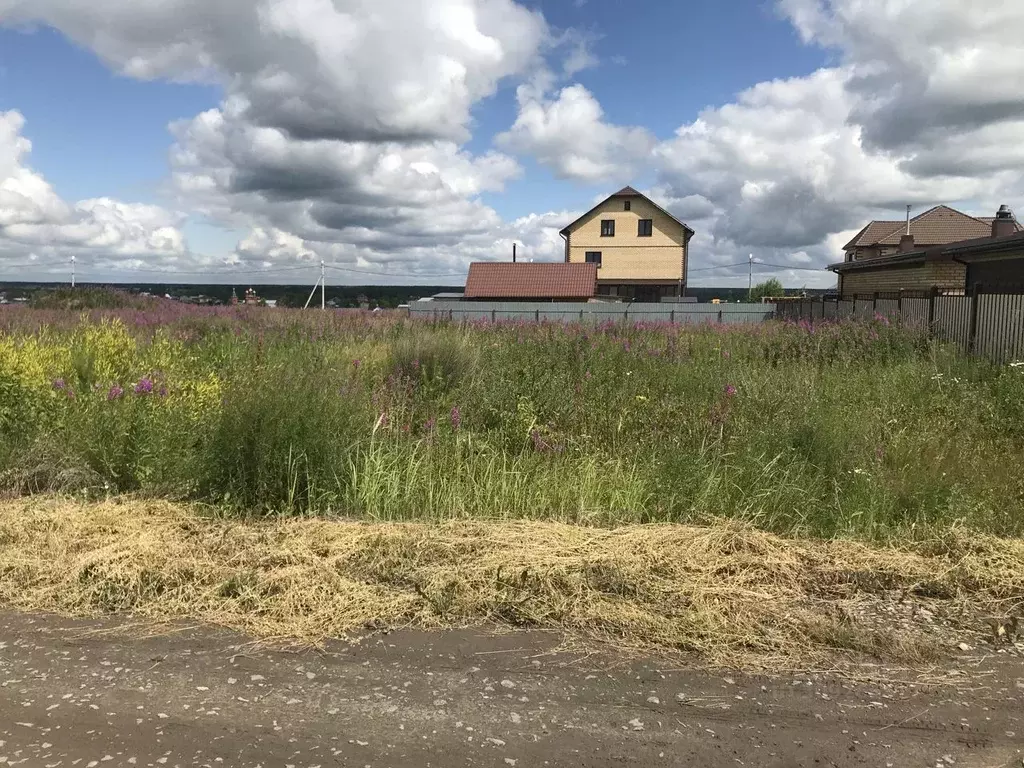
[749,278,785,303]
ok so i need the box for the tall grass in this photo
[1,305,1022,539]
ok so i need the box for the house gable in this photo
[561,187,694,239]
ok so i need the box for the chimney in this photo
[512,242,517,263]
[898,233,915,253]
[992,204,1016,238]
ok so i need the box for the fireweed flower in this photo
[450,406,462,431]
[724,384,737,397]
[52,378,66,390]
[107,385,124,401]
[134,378,154,395]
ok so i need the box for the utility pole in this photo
[71,255,75,289]
[320,260,326,310]
[748,253,753,300]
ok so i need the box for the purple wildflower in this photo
[722,349,731,359]
[107,384,124,401]
[450,405,462,431]
[724,384,737,397]
[158,386,168,398]
[134,377,154,395]
[424,416,437,432]
[352,359,361,369]
[52,378,66,390]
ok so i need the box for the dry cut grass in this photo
[1,497,1022,667]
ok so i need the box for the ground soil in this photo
[1,611,1021,768]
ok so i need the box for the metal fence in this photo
[408,300,777,325]
[777,288,1024,363]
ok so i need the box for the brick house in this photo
[831,206,1024,297]
[559,186,695,302]
[840,205,1020,264]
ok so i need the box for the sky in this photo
[0,0,1022,288]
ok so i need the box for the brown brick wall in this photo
[839,261,966,297]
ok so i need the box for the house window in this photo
[638,219,653,237]
[601,220,615,237]
[585,251,602,268]
[624,200,631,211]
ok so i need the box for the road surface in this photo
[0,611,1021,767]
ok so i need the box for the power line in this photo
[67,264,313,276]
[686,262,750,273]
[754,261,828,272]
[323,263,467,278]
[0,261,68,270]
[689,261,829,274]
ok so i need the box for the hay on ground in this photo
[0,497,1021,667]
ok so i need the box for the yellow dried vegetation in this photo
[1,497,1021,667]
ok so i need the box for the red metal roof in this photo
[464,262,597,299]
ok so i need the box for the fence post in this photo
[670,309,675,324]
[491,308,496,323]
[968,283,981,354]
[927,287,936,333]
[535,308,540,323]
[897,291,903,324]
[717,308,723,323]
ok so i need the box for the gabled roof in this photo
[831,223,1024,274]
[464,262,597,299]
[560,187,695,237]
[875,206,993,246]
[841,221,903,251]
[842,205,1020,252]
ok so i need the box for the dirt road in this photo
[0,611,1021,768]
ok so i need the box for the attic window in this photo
[624,200,631,211]
[638,219,653,237]
[601,220,615,237]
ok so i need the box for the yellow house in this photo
[560,186,695,302]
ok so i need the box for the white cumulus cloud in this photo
[0,110,190,276]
